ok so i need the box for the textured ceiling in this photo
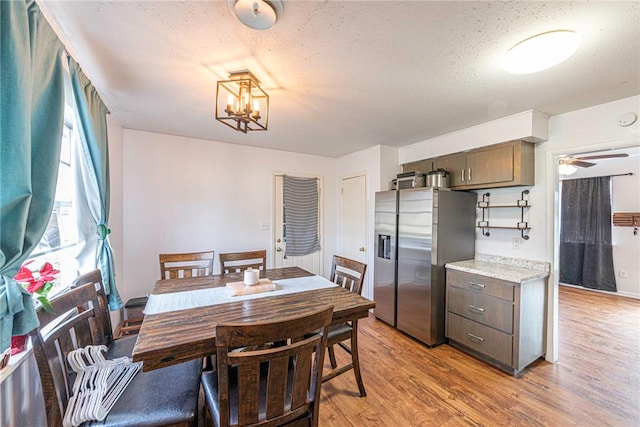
[40,1,640,158]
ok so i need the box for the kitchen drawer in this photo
[447,313,513,367]
[448,286,514,334]
[447,270,514,301]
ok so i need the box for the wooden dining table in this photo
[131,266,375,371]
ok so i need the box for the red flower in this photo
[39,262,59,282]
[14,261,59,313]
[14,266,35,283]
[27,278,46,293]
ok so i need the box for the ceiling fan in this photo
[559,153,629,168]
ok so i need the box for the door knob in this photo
[359,247,365,252]
[277,238,282,243]
[276,247,283,252]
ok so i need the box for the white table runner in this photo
[144,275,337,315]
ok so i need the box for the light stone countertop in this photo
[446,253,550,283]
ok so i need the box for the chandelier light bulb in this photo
[502,30,581,74]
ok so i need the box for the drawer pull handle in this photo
[469,282,485,289]
[468,305,485,313]
[467,333,485,342]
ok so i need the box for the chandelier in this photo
[215,70,269,133]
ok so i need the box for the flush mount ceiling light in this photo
[227,0,284,30]
[502,30,581,74]
[216,70,269,133]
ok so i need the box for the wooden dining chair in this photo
[322,255,368,397]
[160,250,215,279]
[32,269,201,427]
[219,250,267,273]
[201,305,333,427]
[114,296,147,339]
[114,250,215,338]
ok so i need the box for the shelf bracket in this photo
[476,190,531,239]
[480,192,490,236]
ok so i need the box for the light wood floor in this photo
[319,285,640,426]
[197,286,639,426]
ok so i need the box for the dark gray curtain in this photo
[283,175,320,257]
[559,176,616,291]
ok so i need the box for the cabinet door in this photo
[466,144,514,186]
[402,158,433,174]
[433,153,466,187]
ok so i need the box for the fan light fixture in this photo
[558,163,578,176]
[502,30,581,74]
[216,70,269,133]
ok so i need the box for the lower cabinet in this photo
[445,269,547,375]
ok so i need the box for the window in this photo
[27,106,79,291]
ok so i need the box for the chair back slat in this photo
[215,305,333,427]
[159,250,215,280]
[219,250,267,274]
[71,268,113,344]
[290,348,313,409]
[265,356,289,419]
[30,274,111,427]
[330,255,367,295]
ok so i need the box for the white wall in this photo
[610,167,640,298]
[557,144,640,299]
[397,95,640,363]
[108,96,638,362]
[400,110,548,163]
[397,96,640,284]
[335,145,400,300]
[541,97,640,297]
[120,130,337,303]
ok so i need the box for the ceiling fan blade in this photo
[577,153,629,160]
[571,160,596,168]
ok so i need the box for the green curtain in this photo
[0,0,65,351]
[68,59,122,310]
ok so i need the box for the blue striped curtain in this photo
[0,0,65,352]
[283,175,320,257]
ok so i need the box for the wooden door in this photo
[340,174,367,264]
[273,174,323,274]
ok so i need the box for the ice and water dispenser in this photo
[377,234,392,260]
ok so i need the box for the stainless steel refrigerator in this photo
[374,188,476,346]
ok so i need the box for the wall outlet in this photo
[261,221,270,231]
[512,238,522,250]
[618,270,628,279]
